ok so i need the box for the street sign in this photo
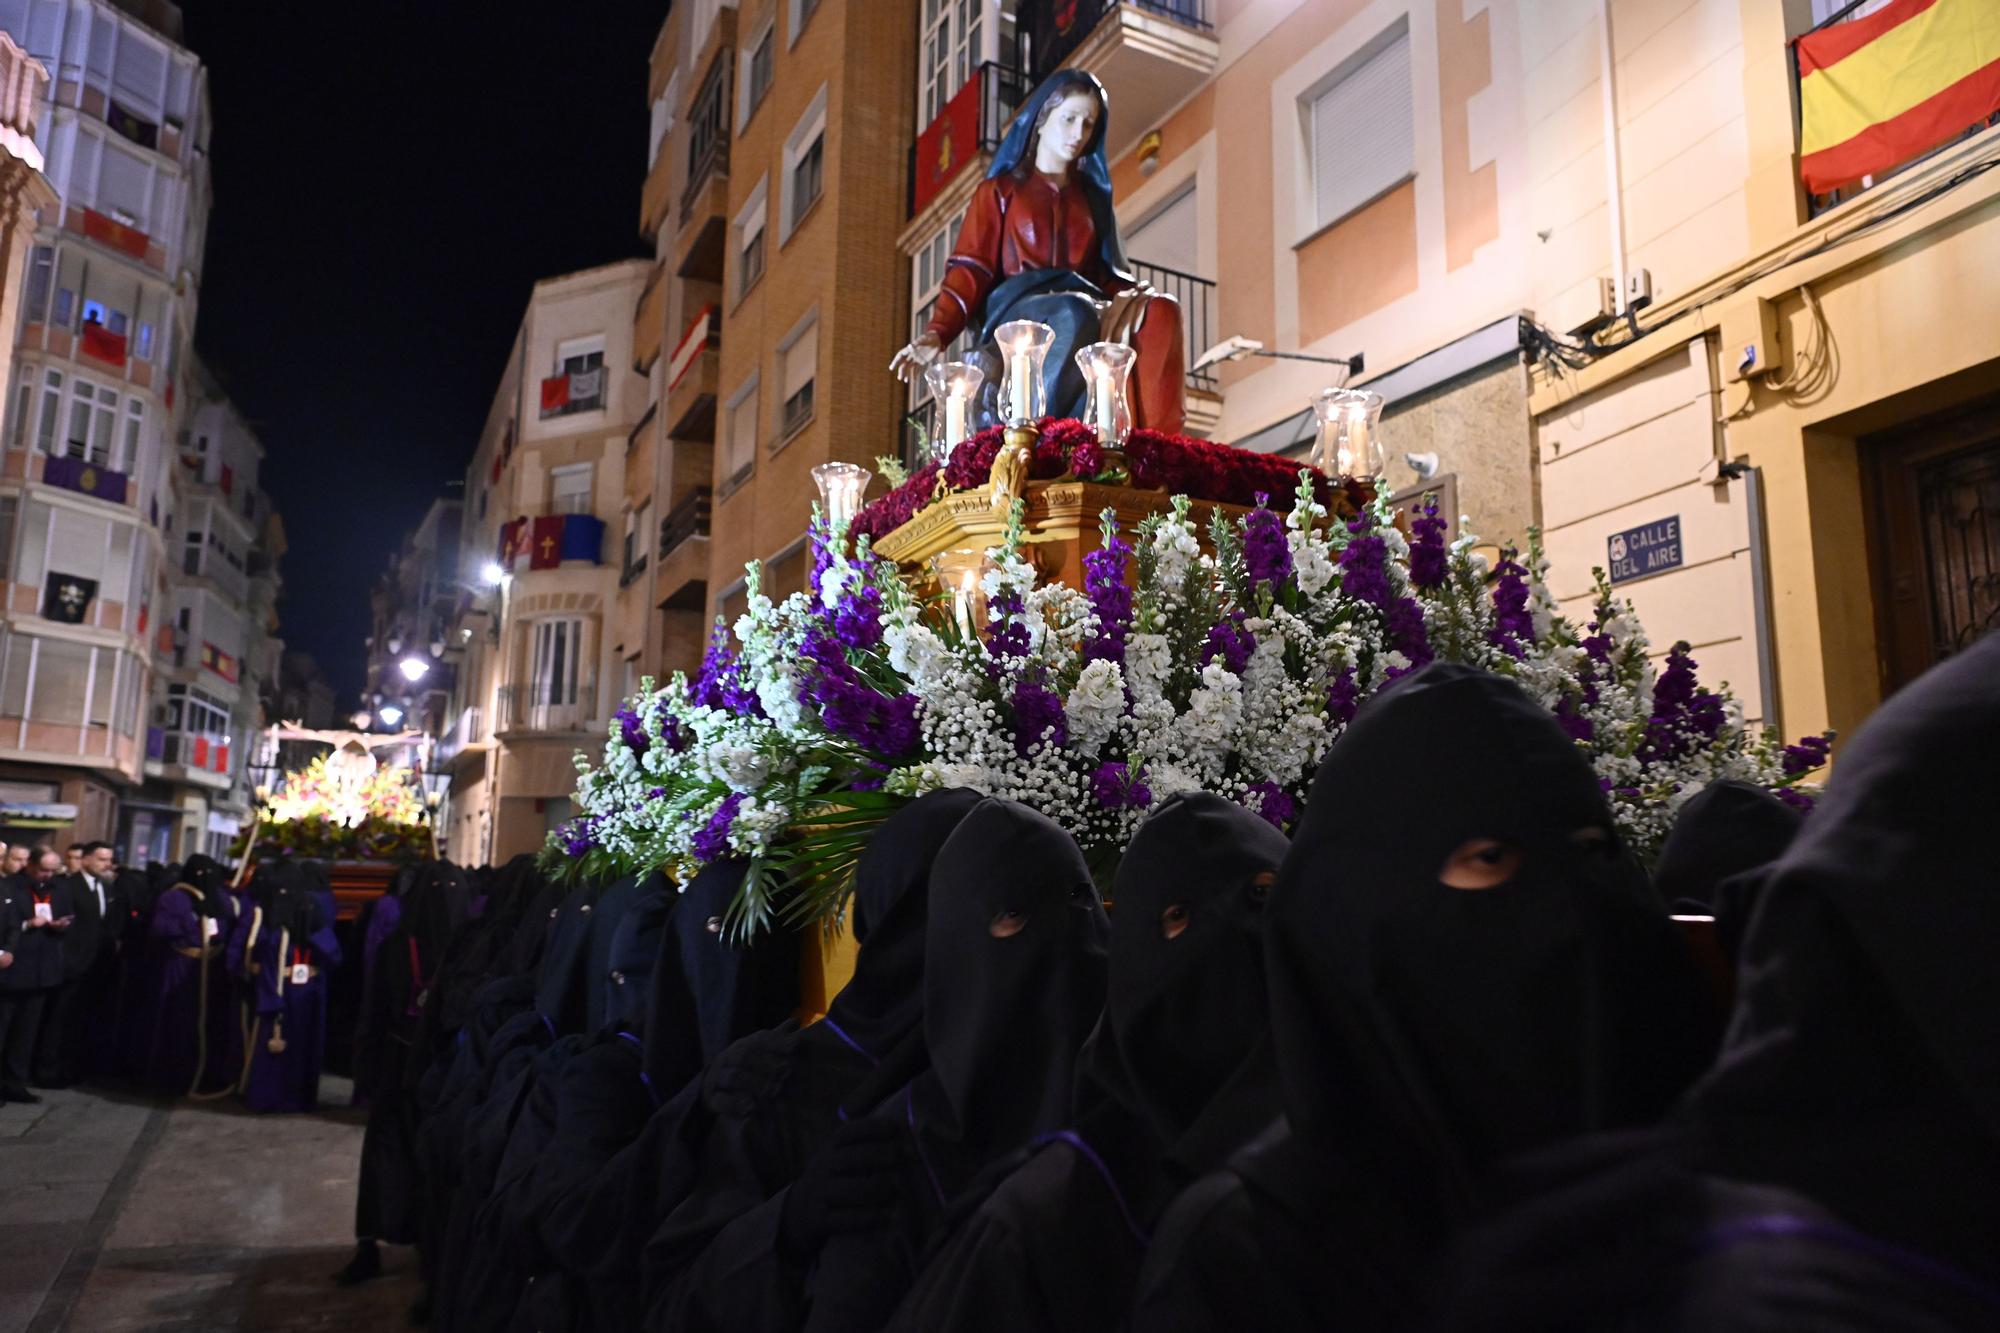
[1607,516,1683,585]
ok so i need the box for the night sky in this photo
[176,3,667,702]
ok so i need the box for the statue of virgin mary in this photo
[892,70,1186,435]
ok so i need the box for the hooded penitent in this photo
[885,792,1286,1333]
[642,860,800,1093]
[1133,663,1719,1333]
[800,799,1110,1333]
[1683,631,2000,1288]
[1651,780,1803,962]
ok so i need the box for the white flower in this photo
[705,742,770,792]
[1066,658,1127,754]
[1125,633,1171,707]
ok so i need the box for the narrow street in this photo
[0,1083,416,1332]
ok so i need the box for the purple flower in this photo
[692,793,744,862]
[659,708,691,754]
[1554,697,1596,742]
[1012,680,1068,756]
[829,579,884,650]
[1385,596,1433,670]
[1639,642,1724,765]
[616,707,649,756]
[797,628,921,758]
[1244,780,1295,828]
[691,622,762,716]
[1091,761,1151,810]
[984,590,1033,663]
[1488,548,1533,655]
[647,786,668,800]
[1781,733,1832,777]
[1775,785,1816,814]
[1338,527,1392,605]
[1408,498,1448,589]
[559,816,599,858]
[1082,525,1135,666]
[1201,613,1255,674]
[1243,496,1292,595]
[1326,667,1360,727]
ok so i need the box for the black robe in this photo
[660,798,1108,1333]
[1428,633,2000,1332]
[636,790,980,1328]
[1133,663,1721,1332]
[886,791,1289,1333]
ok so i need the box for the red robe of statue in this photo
[927,172,1187,435]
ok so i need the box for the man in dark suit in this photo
[0,847,74,1103]
[35,841,119,1086]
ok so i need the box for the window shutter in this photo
[97,144,151,223]
[782,322,817,403]
[1310,29,1414,231]
[1126,185,1200,275]
[730,392,758,472]
[114,26,168,111]
[48,506,111,583]
[87,15,115,81]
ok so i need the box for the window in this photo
[1127,183,1201,276]
[51,287,73,329]
[734,176,769,300]
[724,374,759,485]
[778,314,818,441]
[530,618,583,706]
[550,463,594,515]
[557,338,605,377]
[919,0,985,129]
[742,24,774,125]
[1304,22,1414,234]
[688,57,730,187]
[35,370,61,454]
[908,212,972,421]
[9,383,29,452]
[135,322,155,361]
[24,247,51,323]
[0,497,15,581]
[780,86,829,244]
[183,528,201,576]
[791,134,824,229]
[123,400,142,473]
[63,379,119,466]
[790,0,823,46]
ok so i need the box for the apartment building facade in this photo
[441,261,650,865]
[364,495,462,742]
[634,0,920,671]
[0,0,219,855]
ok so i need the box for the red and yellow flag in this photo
[1797,0,2000,193]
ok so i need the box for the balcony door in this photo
[1866,396,2000,693]
[528,616,586,729]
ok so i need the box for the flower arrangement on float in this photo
[230,749,434,862]
[543,439,1831,939]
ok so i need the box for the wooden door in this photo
[1866,401,2000,693]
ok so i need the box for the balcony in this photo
[1792,0,2000,218]
[1019,0,1219,158]
[907,62,1027,230]
[666,306,720,441]
[676,53,733,283]
[1128,258,1221,435]
[496,682,599,736]
[657,485,713,611]
[633,262,667,373]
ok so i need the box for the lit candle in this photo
[955,568,976,639]
[1009,354,1034,424]
[993,320,1054,425]
[1093,368,1115,442]
[945,392,968,452]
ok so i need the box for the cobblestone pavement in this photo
[0,1079,420,1332]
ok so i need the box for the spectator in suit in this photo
[3,843,28,878]
[35,841,121,1086]
[63,844,83,876]
[0,848,76,1103]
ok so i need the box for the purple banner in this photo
[42,454,130,504]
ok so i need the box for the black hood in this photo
[824,788,982,1060]
[1081,792,1286,1148]
[1652,779,1802,912]
[180,854,233,919]
[909,798,1108,1170]
[603,872,675,1029]
[1686,634,2000,1263]
[642,861,799,1088]
[1263,663,1717,1216]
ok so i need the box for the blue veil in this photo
[985,69,1131,282]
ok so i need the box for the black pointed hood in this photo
[824,788,982,1060]
[1263,663,1718,1216]
[642,861,799,1088]
[909,798,1109,1175]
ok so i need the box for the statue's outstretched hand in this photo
[890,332,943,382]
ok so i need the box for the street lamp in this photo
[377,704,405,727]
[479,560,507,587]
[399,656,431,683]
[1191,335,1364,381]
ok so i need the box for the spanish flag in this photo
[1797,0,2000,194]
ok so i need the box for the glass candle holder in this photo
[993,319,1055,424]
[1073,342,1135,447]
[811,461,871,529]
[1309,387,1386,479]
[924,359,985,463]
